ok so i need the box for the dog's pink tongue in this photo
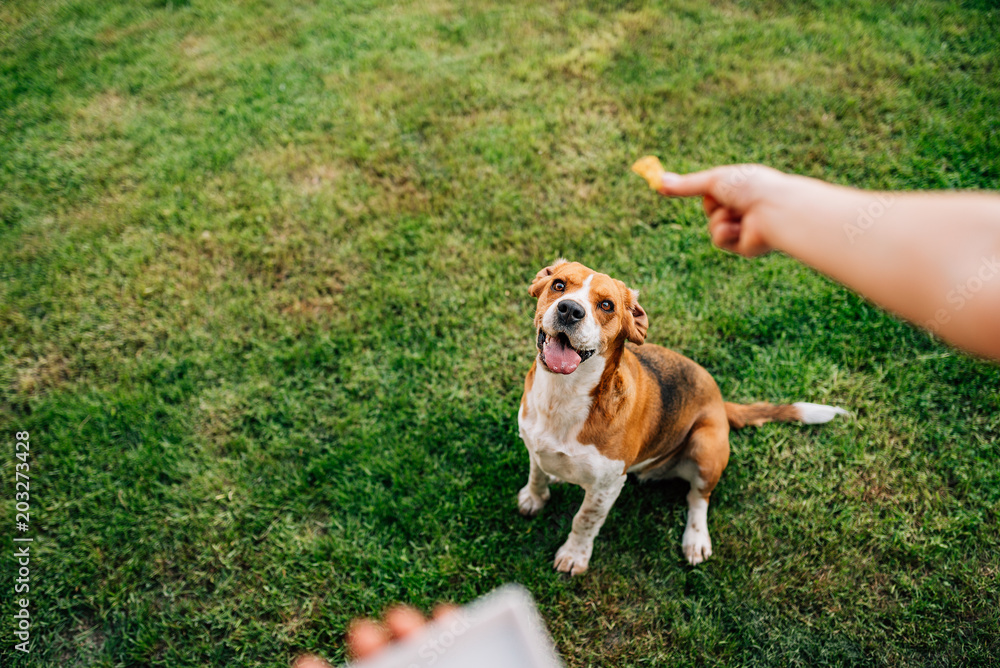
[544,336,581,374]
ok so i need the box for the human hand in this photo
[655,164,797,257]
[293,604,457,668]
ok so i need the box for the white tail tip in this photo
[793,402,850,425]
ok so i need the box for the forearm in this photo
[763,177,1000,359]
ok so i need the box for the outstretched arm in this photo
[654,165,1000,361]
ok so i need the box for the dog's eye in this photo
[599,300,614,312]
[552,280,566,292]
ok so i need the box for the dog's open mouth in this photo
[537,330,594,375]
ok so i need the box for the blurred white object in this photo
[345,585,563,668]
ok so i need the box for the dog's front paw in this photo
[553,539,592,576]
[518,485,549,517]
[682,526,713,566]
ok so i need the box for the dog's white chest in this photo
[518,359,624,489]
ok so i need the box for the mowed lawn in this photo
[2,0,999,665]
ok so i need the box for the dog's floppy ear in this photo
[529,259,567,298]
[624,288,649,345]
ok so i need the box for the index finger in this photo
[657,168,723,198]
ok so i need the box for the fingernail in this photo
[661,172,680,186]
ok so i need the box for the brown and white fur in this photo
[517,260,847,574]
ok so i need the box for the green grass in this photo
[2,0,999,665]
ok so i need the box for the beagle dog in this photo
[517,260,846,574]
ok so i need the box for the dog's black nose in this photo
[557,299,586,325]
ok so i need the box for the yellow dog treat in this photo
[631,155,665,190]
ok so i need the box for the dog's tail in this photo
[724,401,849,430]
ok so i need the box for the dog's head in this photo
[528,259,648,375]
